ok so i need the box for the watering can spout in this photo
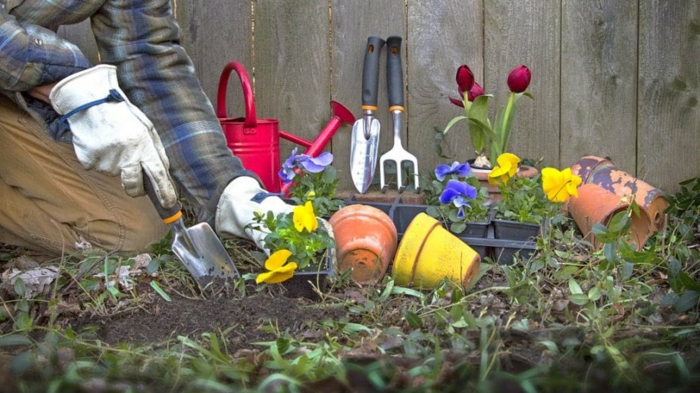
[280,101,355,157]
[279,101,355,196]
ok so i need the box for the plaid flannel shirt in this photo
[0,0,253,225]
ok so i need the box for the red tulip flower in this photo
[449,97,464,107]
[444,63,533,164]
[467,82,485,101]
[456,65,474,93]
[507,65,531,93]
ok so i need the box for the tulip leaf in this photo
[443,115,467,135]
[493,91,534,160]
[467,118,490,153]
[468,94,493,123]
[467,95,495,154]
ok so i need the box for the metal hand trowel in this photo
[350,36,385,194]
[144,177,239,287]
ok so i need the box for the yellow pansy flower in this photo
[255,249,298,284]
[488,153,521,184]
[293,201,318,233]
[541,167,582,202]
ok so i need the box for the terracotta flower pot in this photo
[392,213,481,289]
[471,164,539,203]
[329,204,398,284]
[567,183,652,250]
[571,155,668,231]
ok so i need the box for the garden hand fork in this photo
[379,36,419,192]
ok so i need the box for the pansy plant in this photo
[424,160,490,233]
[280,148,343,218]
[251,201,335,284]
[488,153,580,225]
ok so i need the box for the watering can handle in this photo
[216,61,257,128]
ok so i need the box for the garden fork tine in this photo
[379,36,419,192]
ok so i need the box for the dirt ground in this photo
[67,280,348,353]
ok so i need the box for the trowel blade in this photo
[350,117,380,193]
[171,220,240,287]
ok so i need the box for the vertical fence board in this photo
[484,0,560,166]
[638,0,700,192]
[174,0,252,122]
[560,1,638,171]
[407,0,484,180]
[331,0,407,191]
[254,0,331,165]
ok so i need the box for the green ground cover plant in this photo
[0,177,699,392]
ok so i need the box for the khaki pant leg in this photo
[0,95,168,256]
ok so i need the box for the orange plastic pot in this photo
[392,213,481,289]
[329,204,398,284]
[571,155,668,231]
[567,183,652,250]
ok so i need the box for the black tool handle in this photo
[362,36,385,108]
[386,36,404,108]
[144,175,182,223]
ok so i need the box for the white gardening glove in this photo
[49,65,177,208]
[215,176,293,252]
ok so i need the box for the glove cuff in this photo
[215,176,293,251]
[49,65,120,114]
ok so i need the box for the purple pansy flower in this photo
[279,148,334,183]
[439,179,477,219]
[435,161,471,182]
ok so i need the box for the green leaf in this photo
[568,277,583,294]
[588,286,602,301]
[404,311,423,329]
[569,293,590,306]
[450,221,466,234]
[150,281,172,302]
[0,334,33,347]
[603,242,619,264]
[668,258,684,293]
[390,286,426,300]
[13,277,26,298]
[674,290,700,313]
[341,323,372,333]
[607,210,631,234]
[621,262,634,280]
[679,272,700,291]
[442,115,467,135]
[449,303,464,321]
[378,279,394,303]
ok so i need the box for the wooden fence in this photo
[59,0,699,194]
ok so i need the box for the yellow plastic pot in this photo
[392,213,481,289]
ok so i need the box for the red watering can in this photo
[216,61,355,194]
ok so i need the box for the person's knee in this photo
[116,220,169,254]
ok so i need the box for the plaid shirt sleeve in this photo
[0,6,90,90]
[0,0,255,224]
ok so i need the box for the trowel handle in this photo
[386,36,404,108]
[362,37,385,108]
[143,175,183,224]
